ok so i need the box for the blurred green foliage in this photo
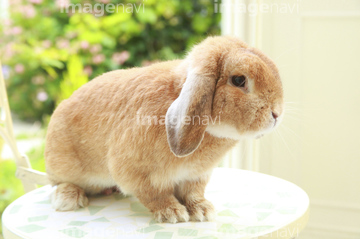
[0,0,220,122]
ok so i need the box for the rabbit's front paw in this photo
[52,183,89,211]
[185,199,215,222]
[153,204,190,223]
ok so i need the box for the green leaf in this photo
[58,55,88,104]
[136,8,157,24]
[43,66,58,79]
[102,11,132,29]
[41,58,64,69]
[192,14,212,33]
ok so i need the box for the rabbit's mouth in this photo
[206,107,284,140]
[250,112,284,139]
[206,124,269,140]
[272,111,284,129]
[260,111,284,135]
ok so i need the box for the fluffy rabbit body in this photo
[45,36,284,223]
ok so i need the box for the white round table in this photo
[2,168,309,239]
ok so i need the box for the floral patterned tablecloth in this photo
[2,168,309,239]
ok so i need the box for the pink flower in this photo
[3,44,14,60]
[83,66,93,76]
[14,64,25,74]
[90,44,102,54]
[42,40,52,48]
[37,91,48,102]
[9,0,22,6]
[29,0,43,4]
[111,51,130,65]
[56,39,70,49]
[80,41,90,50]
[4,19,12,27]
[92,54,105,64]
[11,26,23,35]
[23,5,36,18]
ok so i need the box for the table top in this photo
[2,168,309,239]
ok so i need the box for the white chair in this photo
[0,62,49,192]
[1,62,309,239]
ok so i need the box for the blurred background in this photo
[1,0,360,238]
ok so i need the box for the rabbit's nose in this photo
[272,112,279,119]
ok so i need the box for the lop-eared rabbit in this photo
[45,36,284,223]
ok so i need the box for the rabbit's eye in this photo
[231,75,246,88]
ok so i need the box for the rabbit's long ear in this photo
[165,67,217,157]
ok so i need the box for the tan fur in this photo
[45,36,284,223]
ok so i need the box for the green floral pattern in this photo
[2,168,309,239]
